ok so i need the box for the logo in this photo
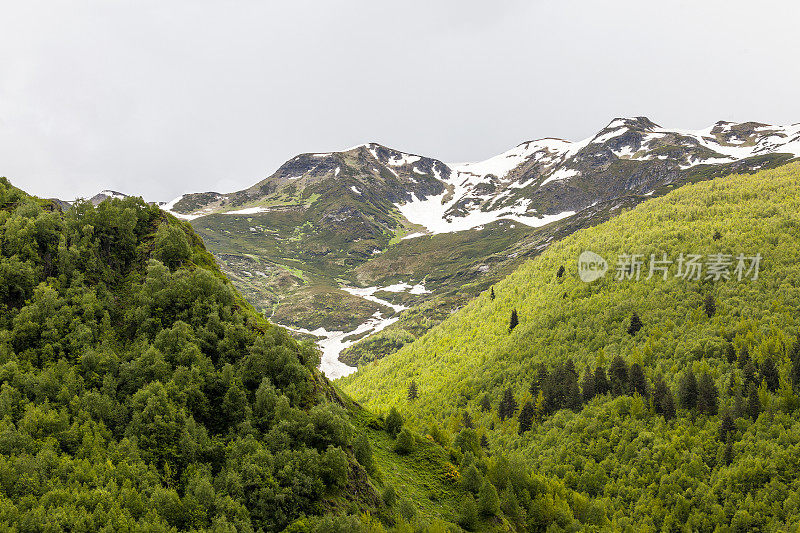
[578,251,608,282]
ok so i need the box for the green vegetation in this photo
[343,163,800,529]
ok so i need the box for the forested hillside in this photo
[0,178,621,532]
[342,163,800,530]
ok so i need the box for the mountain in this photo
[0,177,632,531]
[163,118,799,376]
[341,163,800,529]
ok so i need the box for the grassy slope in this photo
[341,163,800,528]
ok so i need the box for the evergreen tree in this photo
[746,383,761,420]
[385,407,403,437]
[479,393,492,412]
[508,309,519,332]
[629,363,649,399]
[459,496,479,531]
[407,380,419,401]
[742,360,758,390]
[461,464,482,494]
[594,365,610,395]
[790,337,800,392]
[627,312,643,335]
[518,401,535,434]
[498,388,518,421]
[478,481,500,517]
[733,388,745,419]
[529,364,549,397]
[353,433,375,474]
[480,434,489,450]
[713,229,723,241]
[490,287,495,300]
[724,434,734,465]
[719,410,735,442]
[738,345,751,368]
[462,410,474,429]
[556,265,565,278]
[563,360,582,410]
[394,428,415,455]
[678,369,699,410]
[581,370,597,403]
[697,372,719,416]
[761,356,780,392]
[609,356,629,396]
[704,293,716,318]
[661,387,677,421]
[725,342,736,364]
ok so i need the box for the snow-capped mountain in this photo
[166,117,799,235]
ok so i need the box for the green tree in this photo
[459,496,479,531]
[509,309,519,332]
[498,388,518,421]
[609,356,629,396]
[746,383,761,420]
[478,481,500,517]
[518,401,535,434]
[761,356,779,392]
[697,372,719,416]
[154,224,191,270]
[704,293,716,318]
[629,363,648,399]
[678,369,699,410]
[393,428,414,454]
[581,370,596,403]
[385,407,403,437]
[627,312,643,335]
[407,380,419,401]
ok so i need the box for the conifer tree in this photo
[790,337,800,392]
[407,380,419,401]
[581,370,597,403]
[653,377,677,421]
[724,434,734,465]
[742,360,758,389]
[479,393,492,412]
[478,481,501,517]
[490,287,495,300]
[609,356,629,396]
[704,293,716,318]
[719,410,735,442]
[594,365,610,395]
[518,401,535,434]
[746,383,761,420]
[480,434,489,450]
[385,407,403,437]
[627,312,643,335]
[725,342,736,364]
[459,496,479,531]
[629,363,649,399]
[498,388,518,421]
[462,410,474,429]
[678,369,699,410]
[761,356,779,392]
[508,309,519,332]
[697,372,719,416]
[556,265,565,278]
[738,345,751,368]
[529,364,548,397]
[661,387,677,421]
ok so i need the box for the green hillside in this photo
[342,163,800,530]
[0,178,606,532]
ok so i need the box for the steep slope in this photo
[164,118,799,377]
[341,163,800,529]
[0,177,617,532]
[0,179,409,530]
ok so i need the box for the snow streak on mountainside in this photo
[164,118,800,235]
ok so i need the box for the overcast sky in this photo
[2,0,799,202]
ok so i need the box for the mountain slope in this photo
[164,118,799,377]
[0,179,395,530]
[341,163,800,529]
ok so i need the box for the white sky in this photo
[2,0,799,202]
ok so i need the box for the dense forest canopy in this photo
[0,178,376,531]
